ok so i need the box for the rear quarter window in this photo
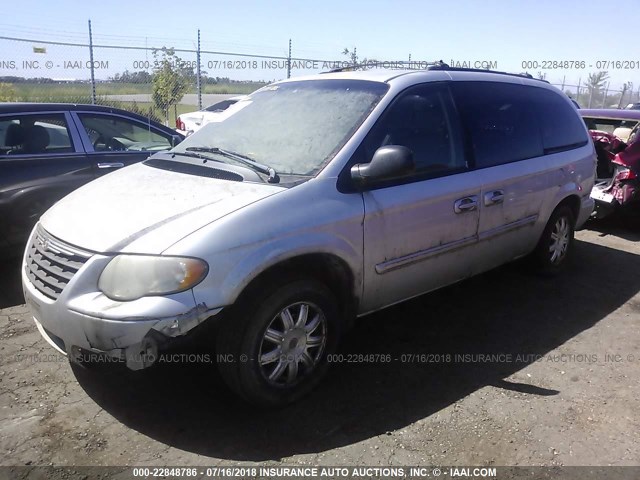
[529,87,589,153]
[0,113,74,155]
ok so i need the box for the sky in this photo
[1,0,638,91]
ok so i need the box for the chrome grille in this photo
[25,225,93,300]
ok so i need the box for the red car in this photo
[589,123,640,218]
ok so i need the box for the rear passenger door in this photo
[451,82,552,272]
[0,111,90,247]
[71,112,174,176]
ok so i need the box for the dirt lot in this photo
[1,219,639,468]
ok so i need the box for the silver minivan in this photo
[22,67,596,406]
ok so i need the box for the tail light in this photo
[615,167,637,181]
[616,168,638,180]
[176,117,185,131]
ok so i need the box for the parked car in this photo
[580,108,640,143]
[22,69,595,406]
[175,96,246,136]
[0,103,183,257]
[625,102,640,110]
[589,123,640,218]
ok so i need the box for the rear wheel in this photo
[216,278,341,407]
[530,205,575,275]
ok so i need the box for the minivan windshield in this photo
[172,79,389,176]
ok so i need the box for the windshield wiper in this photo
[171,150,224,163]
[185,146,280,184]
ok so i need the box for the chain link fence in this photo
[551,82,640,109]
[2,28,639,129]
[0,29,344,126]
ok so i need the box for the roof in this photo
[0,102,133,113]
[579,108,640,120]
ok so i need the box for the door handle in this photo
[484,190,505,206]
[97,162,125,169]
[454,196,478,214]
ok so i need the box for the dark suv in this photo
[0,103,183,256]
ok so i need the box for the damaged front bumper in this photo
[21,253,222,370]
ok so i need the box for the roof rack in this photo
[322,60,449,73]
[322,60,548,83]
[426,64,548,82]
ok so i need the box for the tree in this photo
[112,70,153,84]
[152,48,190,125]
[0,82,17,101]
[618,81,633,108]
[342,47,358,66]
[341,47,378,70]
[586,71,609,107]
[586,71,609,91]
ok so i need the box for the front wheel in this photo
[216,278,341,407]
[530,205,575,275]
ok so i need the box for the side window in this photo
[452,82,543,168]
[204,100,236,112]
[582,117,638,134]
[361,84,466,175]
[529,88,589,152]
[77,114,171,152]
[0,113,74,155]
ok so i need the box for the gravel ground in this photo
[0,219,639,468]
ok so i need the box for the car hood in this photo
[40,162,285,254]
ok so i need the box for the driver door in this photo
[70,111,173,177]
[355,83,483,314]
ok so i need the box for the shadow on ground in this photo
[0,256,24,309]
[73,236,640,461]
[583,211,640,242]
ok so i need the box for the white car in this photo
[175,96,246,136]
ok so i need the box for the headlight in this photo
[98,255,208,301]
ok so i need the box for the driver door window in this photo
[77,113,171,153]
[360,84,467,178]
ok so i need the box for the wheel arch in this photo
[234,252,359,326]
[555,194,581,222]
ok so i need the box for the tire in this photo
[215,278,341,407]
[530,205,575,275]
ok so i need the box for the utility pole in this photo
[197,29,202,110]
[88,19,96,105]
[287,39,292,79]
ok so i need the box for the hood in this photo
[40,161,285,254]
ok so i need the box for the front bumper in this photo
[22,248,222,370]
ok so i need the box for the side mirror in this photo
[351,145,415,186]
[171,134,183,147]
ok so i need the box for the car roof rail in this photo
[321,59,450,73]
[426,64,548,82]
[321,60,549,83]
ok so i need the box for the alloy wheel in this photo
[549,216,570,264]
[258,301,327,386]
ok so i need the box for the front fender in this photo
[191,231,363,310]
[163,177,365,312]
[228,232,361,303]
